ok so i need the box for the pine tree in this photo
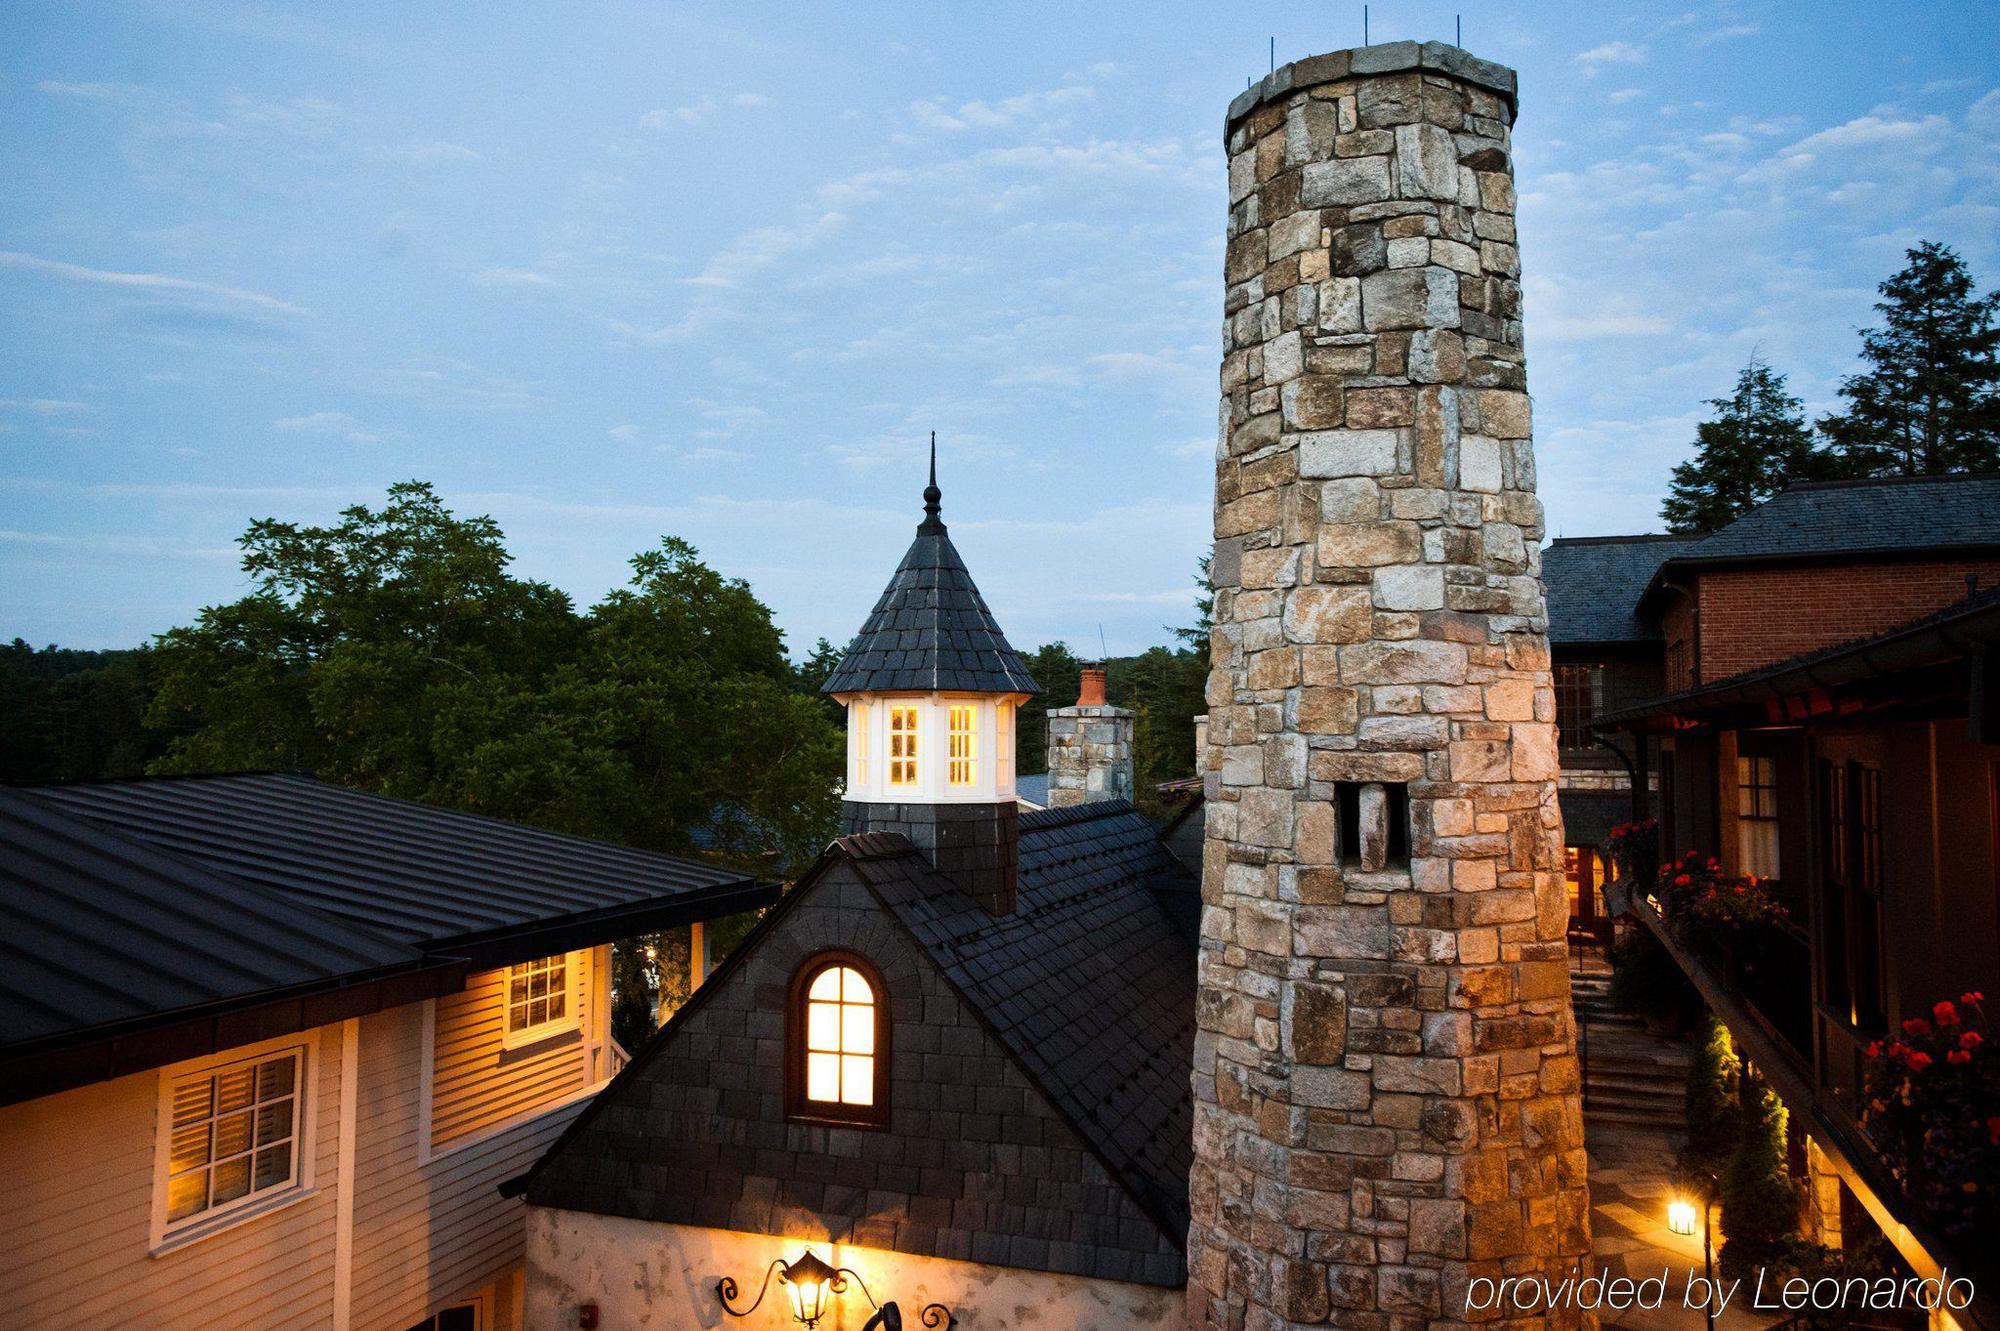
[1819,241,2000,477]
[1661,357,1831,533]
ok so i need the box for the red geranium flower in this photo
[1674,873,1691,887]
[1865,1042,1882,1057]
[1948,1050,1972,1065]
[1907,1052,1933,1071]
[1904,1018,1932,1037]
[1934,1001,1960,1027]
[1963,991,1985,1005]
[1961,1032,1982,1051]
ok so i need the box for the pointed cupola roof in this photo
[822,439,1042,697]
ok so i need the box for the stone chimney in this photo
[1189,42,1591,1329]
[1046,664,1135,807]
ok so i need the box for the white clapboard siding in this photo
[428,949,596,1152]
[0,944,611,1331]
[0,1031,341,1330]
[351,946,609,1328]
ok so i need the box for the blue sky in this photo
[3,2,1996,654]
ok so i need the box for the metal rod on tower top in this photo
[1269,36,1275,73]
[1364,4,1369,46]
[1458,14,1463,46]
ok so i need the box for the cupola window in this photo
[948,704,977,786]
[888,705,919,787]
[852,701,871,786]
[787,954,889,1127]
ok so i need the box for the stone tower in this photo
[1189,42,1592,1330]
[822,446,1042,914]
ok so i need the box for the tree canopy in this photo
[1819,241,2000,478]
[1661,357,1831,534]
[146,481,843,869]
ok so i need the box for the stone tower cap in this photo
[1225,40,1518,134]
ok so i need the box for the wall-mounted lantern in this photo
[716,1250,957,1329]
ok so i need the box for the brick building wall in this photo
[1693,557,2000,683]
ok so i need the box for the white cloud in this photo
[387,140,482,164]
[1573,41,1646,71]
[0,251,305,315]
[1696,23,1759,45]
[910,82,1095,133]
[642,93,766,128]
[607,424,641,442]
[472,267,560,288]
[0,398,90,415]
[273,411,385,443]
[1607,88,1645,105]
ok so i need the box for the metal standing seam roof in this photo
[0,789,421,1050]
[1541,534,1699,644]
[28,772,767,952]
[821,462,1041,697]
[862,801,1198,1238]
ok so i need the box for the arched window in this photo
[786,953,890,1127]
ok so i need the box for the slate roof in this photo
[1014,772,1050,808]
[872,801,1200,1235]
[821,468,1040,697]
[32,772,771,962]
[1665,472,2000,568]
[520,800,1199,1266]
[0,789,421,1051]
[1542,534,1698,644]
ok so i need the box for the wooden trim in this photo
[146,1028,321,1255]
[416,998,437,1167]
[784,950,892,1130]
[332,1017,359,1331]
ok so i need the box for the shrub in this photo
[1718,1070,1800,1280]
[1684,1013,1744,1173]
[1861,992,2000,1236]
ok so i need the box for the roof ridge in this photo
[1018,798,1143,831]
[1546,532,1695,547]
[1781,470,2000,493]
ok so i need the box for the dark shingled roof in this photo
[31,772,770,962]
[0,789,421,1051]
[519,801,1197,1268]
[875,801,1199,1235]
[1669,472,2000,566]
[1542,534,1698,644]
[821,460,1040,697]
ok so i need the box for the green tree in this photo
[1109,645,1209,811]
[1820,241,2000,477]
[1683,1013,1744,1174]
[147,481,842,868]
[1015,641,1083,776]
[1171,552,1215,651]
[791,636,847,727]
[1,640,167,783]
[1662,358,1831,533]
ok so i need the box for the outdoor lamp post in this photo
[716,1249,957,1329]
[1666,1199,1698,1236]
[1668,1185,1718,1331]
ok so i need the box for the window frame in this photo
[888,704,920,788]
[784,950,891,1130]
[947,703,978,787]
[501,952,582,1050]
[149,1032,318,1253]
[1553,662,1606,751]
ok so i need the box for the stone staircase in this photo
[1571,962,1691,1130]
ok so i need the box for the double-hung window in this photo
[504,953,576,1047]
[888,705,919,787]
[157,1042,309,1245]
[1737,754,1780,880]
[948,704,977,786]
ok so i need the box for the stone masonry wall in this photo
[1047,704,1136,807]
[1190,42,1592,1330]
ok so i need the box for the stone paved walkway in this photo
[1586,1086,1776,1331]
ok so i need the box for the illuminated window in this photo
[1737,755,1779,880]
[789,955,889,1126]
[160,1046,304,1235]
[853,702,871,786]
[948,704,977,785]
[889,705,919,786]
[997,701,1014,787]
[1554,663,1605,750]
[504,954,574,1046]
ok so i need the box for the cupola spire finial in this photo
[919,431,945,533]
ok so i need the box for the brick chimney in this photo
[1189,43,1591,1329]
[1045,663,1135,807]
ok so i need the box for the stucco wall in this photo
[526,1208,1187,1330]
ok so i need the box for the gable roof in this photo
[519,801,1198,1267]
[821,462,1040,697]
[30,772,772,965]
[1542,534,1698,645]
[876,801,1198,1236]
[0,789,423,1053]
[1665,472,2000,569]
